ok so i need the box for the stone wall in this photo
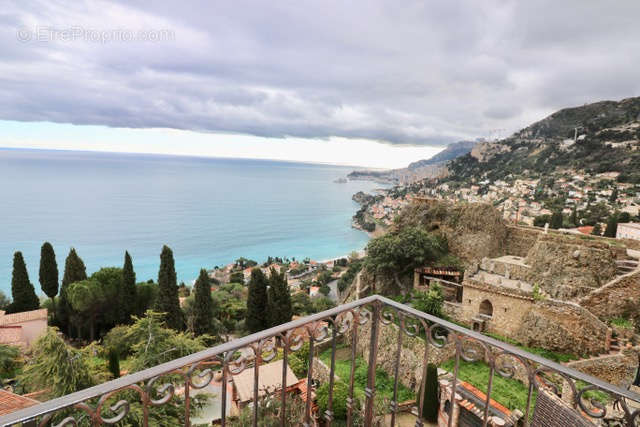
[311,357,334,383]
[579,269,640,321]
[513,299,609,355]
[347,316,456,392]
[458,280,534,337]
[524,235,618,300]
[456,280,609,355]
[504,226,541,257]
[564,351,638,387]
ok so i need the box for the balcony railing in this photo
[2,295,640,426]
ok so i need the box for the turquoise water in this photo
[0,149,381,295]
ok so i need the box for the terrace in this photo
[2,295,640,426]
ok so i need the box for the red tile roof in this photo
[0,390,39,416]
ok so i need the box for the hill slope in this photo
[348,140,476,184]
[447,97,640,183]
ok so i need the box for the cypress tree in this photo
[58,248,88,335]
[155,245,183,330]
[604,215,618,238]
[570,206,578,227]
[268,268,292,327]
[122,251,137,323]
[193,269,213,336]
[8,251,40,313]
[421,363,439,422]
[246,268,269,333]
[39,242,59,310]
[550,211,563,229]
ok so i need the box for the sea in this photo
[0,148,383,296]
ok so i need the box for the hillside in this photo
[348,140,476,184]
[447,96,640,184]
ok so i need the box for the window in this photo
[479,299,493,317]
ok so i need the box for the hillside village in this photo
[353,97,640,239]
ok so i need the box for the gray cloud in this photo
[1,0,640,146]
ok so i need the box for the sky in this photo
[1,1,640,168]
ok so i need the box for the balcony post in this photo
[364,301,381,425]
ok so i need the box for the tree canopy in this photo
[39,242,59,307]
[246,268,269,333]
[364,227,447,292]
[267,268,292,327]
[155,245,183,331]
[192,269,214,336]
[8,251,39,313]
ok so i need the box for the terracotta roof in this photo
[232,360,298,403]
[0,309,48,326]
[577,226,594,235]
[0,390,39,416]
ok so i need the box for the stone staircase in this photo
[616,258,639,275]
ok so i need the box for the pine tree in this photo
[268,268,292,327]
[8,251,40,313]
[122,251,137,323]
[58,248,88,335]
[246,268,269,333]
[193,269,213,336]
[39,242,59,310]
[592,223,602,236]
[604,215,618,238]
[155,245,183,330]
[610,187,618,204]
[421,363,439,422]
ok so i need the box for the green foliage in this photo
[122,251,137,323]
[267,268,293,327]
[19,328,95,397]
[291,291,313,316]
[0,291,10,310]
[234,257,257,269]
[58,248,88,335]
[229,271,245,284]
[317,380,350,420]
[212,284,246,333]
[67,278,107,341]
[319,283,331,296]
[421,363,439,422]
[155,245,184,331]
[246,268,269,333]
[591,223,602,235]
[338,259,363,294]
[311,295,336,313]
[0,344,21,379]
[532,283,545,301]
[440,358,536,412]
[107,349,120,379]
[8,251,39,314]
[411,283,444,317]
[603,215,618,237]
[365,227,447,293]
[135,281,158,316]
[549,211,563,229]
[126,311,208,373]
[610,317,634,330]
[192,269,213,336]
[102,324,136,358]
[39,242,59,305]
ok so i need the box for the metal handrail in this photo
[2,294,639,426]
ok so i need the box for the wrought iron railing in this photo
[2,295,640,426]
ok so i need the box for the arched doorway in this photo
[479,299,493,317]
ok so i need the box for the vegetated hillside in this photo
[348,140,476,184]
[447,96,640,183]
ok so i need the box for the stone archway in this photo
[479,299,493,317]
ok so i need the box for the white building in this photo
[617,223,640,241]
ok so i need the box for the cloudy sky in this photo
[1,1,639,168]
